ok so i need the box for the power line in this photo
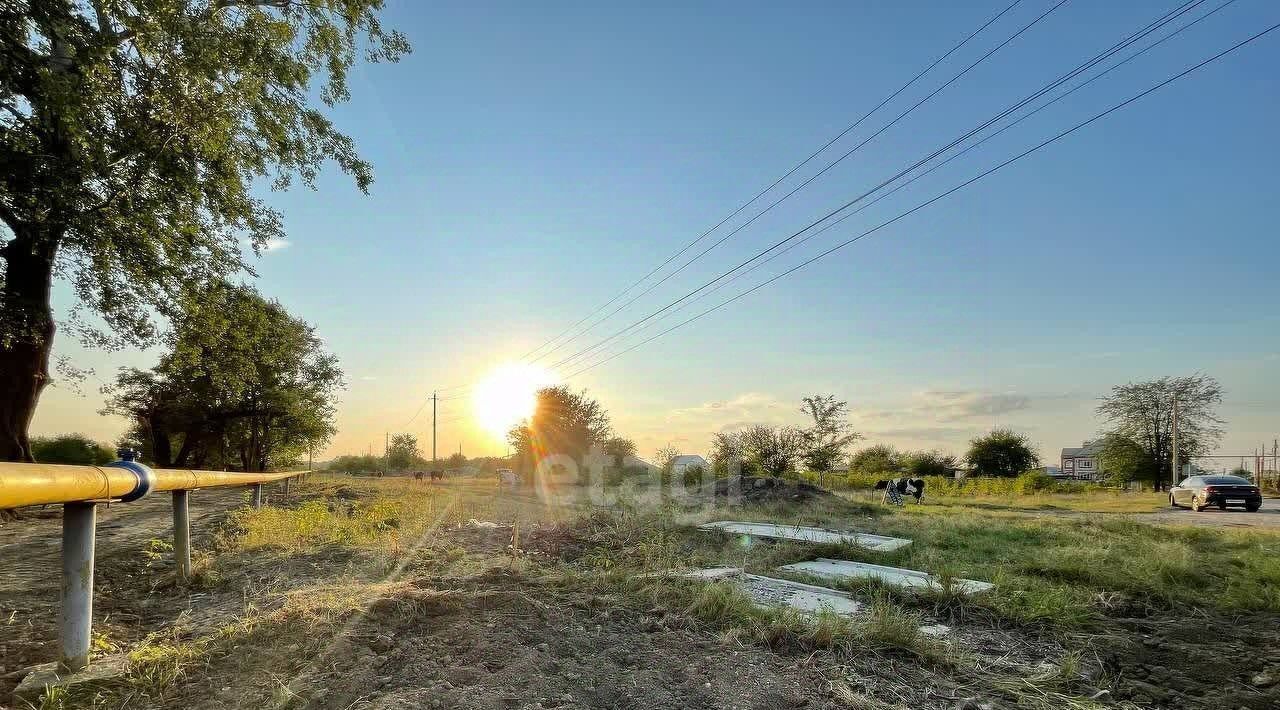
[532,0,1065,366]
[564,19,1280,379]
[556,0,1238,371]
[550,0,1209,371]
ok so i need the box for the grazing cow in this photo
[429,469,444,482]
[413,471,425,481]
[874,477,926,505]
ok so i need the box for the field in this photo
[2,474,1279,710]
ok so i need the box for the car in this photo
[1170,475,1262,512]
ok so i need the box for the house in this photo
[1060,441,1103,480]
[669,454,708,475]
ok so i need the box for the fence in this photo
[0,453,307,676]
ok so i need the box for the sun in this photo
[472,362,558,441]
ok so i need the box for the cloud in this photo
[241,237,292,254]
[358,376,377,382]
[916,390,1032,421]
[863,426,972,440]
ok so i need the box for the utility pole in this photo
[1170,397,1180,490]
[431,391,437,467]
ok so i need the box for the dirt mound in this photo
[710,476,834,503]
[1104,614,1280,709]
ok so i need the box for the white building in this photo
[669,454,708,475]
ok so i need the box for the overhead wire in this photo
[563,17,1280,378]
[555,0,1238,372]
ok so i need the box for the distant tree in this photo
[849,444,902,477]
[798,395,861,480]
[446,452,467,469]
[740,425,805,478]
[507,386,611,474]
[1096,433,1157,487]
[653,444,680,486]
[708,431,744,478]
[1229,467,1253,479]
[604,437,638,471]
[1097,374,1224,491]
[328,454,382,473]
[0,1,408,461]
[902,450,958,478]
[103,282,342,471]
[966,429,1039,478]
[31,434,115,466]
[387,434,420,471]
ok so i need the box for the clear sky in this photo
[34,0,1280,467]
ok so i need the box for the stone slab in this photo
[697,521,911,552]
[778,558,994,595]
[13,654,129,703]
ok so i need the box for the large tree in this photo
[104,281,342,471]
[1096,374,1224,491]
[386,433,419,471]
[740,424,805,478]
[0,1,408,460]
[966,429,1039,478]
[798,394,860,480]
[507,386,611,474]
[1095,433,1157,487]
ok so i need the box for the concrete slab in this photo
[698,521,911,552]
[737,573,863,616]
[640,567,862,615]
[13,654,129,703]
[778,558,994,595]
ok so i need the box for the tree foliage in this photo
[31,432,114,465]
[849,444,901,477]
[507,386,611,474]
[902,450,957,478]
[0,1,408,460]
[798,394,860,474]
[103,281,342,471]
[603,436,637,470]
[386,433,419,471]
[965,429,1039,478]
[1096,374,1224,490]
[1096,433,1157,487]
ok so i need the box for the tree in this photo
[0,2,409,461]
[1096,433,1157,487]
[1229,467,1253,479]
[1096,374,1224,491]
[966,429,1039,478]
[31,433,114,465]
[386,433,420,471]
[603,437,638,471]
[849,444,902,477]
[507,386,611,474]
[740,425,805,478]
[798,395,860,479]
[902,450,957,478]
[446,452,466,469]
[104,282,342,471]
[653,444,680,486]
[708,431,744,478]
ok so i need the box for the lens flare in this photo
[472,362,557,441]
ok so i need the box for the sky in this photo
[32,0,1280,467]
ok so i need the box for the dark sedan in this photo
[1170,475,1263,512]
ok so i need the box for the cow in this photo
[429,470,444,482]
[413,471,425,481]
[874,477,925,505]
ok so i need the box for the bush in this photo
[1015,470,1059,493]
[31,434,116,465]
[681,464,705,490]
[848,445,901,476]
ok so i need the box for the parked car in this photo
[1169,475,1262,512]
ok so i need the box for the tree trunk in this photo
[0,227,59,462]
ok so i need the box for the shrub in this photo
[681,464,705,490]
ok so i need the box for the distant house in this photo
[1060,441,1103,480]
[669,454,708,475]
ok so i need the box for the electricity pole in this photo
[431,391,437,467]
[1170,397,1179,490]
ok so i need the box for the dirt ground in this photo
[3,477,1279,710]
[1145,504,1280,529]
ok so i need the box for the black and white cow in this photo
[873,477,926,503]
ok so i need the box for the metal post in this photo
[172,490,191,581]
[59,502,97,673]
[283,476,291,497]
[1170,398,1180,489]
[251,483,264,509]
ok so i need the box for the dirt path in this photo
[0,483,281,681]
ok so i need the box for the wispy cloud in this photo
[917,389,1032,421]
[241,237,292,254]
[358,376,378,382]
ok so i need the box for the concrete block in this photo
[13,654,129,703]
[697,521,911,552]
[778,558,994,595]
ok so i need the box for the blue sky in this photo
[36,0,1280,465]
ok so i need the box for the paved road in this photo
[1146,502,1280,529]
